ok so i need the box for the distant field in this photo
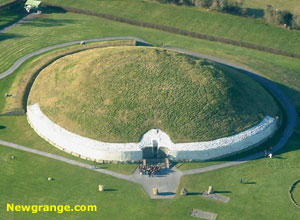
[243,0,300,13]
[43,0,300,55]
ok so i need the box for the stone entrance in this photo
[142,140,169,159]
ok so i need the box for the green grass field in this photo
[0,0,14,5]
[1,134,300,219]
[43,0,300,55]
[0,5,24,29]
[243,0,300,13]
[292,181,300,205]
[0,2,300,219]
[29,46,279,142]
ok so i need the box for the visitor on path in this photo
[139,162,161,176]
[269,153,273,159]
[264,150,268,157]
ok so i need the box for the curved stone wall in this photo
[27,104,278,162]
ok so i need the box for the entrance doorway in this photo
[142,140,159,159]
[142,140,169,159]
[152,140,158,158]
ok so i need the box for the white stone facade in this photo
[27,104,278,162]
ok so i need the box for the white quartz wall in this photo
[27,104,142,162]
[27,104,278,162]
[169,116,278,161]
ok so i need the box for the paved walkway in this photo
[0,36,151,80]
[0,36,297,199]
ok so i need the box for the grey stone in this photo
[190,209,217,220]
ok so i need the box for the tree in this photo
[292,9,300,29]
[194,0,213,8]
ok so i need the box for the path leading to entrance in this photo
[0,37,297,199]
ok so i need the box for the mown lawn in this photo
[1,134,300,219]
[42,0,300,55]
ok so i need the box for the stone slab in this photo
[190,209,217,220]
[201,193,230,203]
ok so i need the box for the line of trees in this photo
[264,5,300,29]
[154,0,246,15]
[43,3,300,59]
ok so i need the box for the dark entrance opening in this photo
[152,140,158,158]
[142,140,159,159]
[142,140,169,159]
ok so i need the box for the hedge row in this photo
[43,3,300,59]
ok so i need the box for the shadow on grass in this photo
[158,192,175,196]
[186,192,202,196]
[95,166,108,169]
[23,18,75,28]
[214,190,232,193]
[0,33,23,41]
[245,8,264,18]
[273,155,286,159]
[243,182,256,185]
[0,126,6,129]
[42,5,68,14]
[104,189,118,192]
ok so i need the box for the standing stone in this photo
[153,188,158,196]
[180,188,188,196]
[142,159,147,167]
[165,158,170,169]
[208,186,214,195]
[98,185,104,192]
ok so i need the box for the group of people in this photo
[265,146,273,158]
[139,163,161,177]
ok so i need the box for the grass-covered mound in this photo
[29,46,279,142]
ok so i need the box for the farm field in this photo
[43,0,300,55]
[243,0,300,12]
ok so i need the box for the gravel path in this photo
[0,36,151,80]
[0,35,297,199]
